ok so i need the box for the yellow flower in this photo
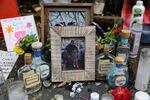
[13,46,25,55]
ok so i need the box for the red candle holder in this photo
[111,88,131,100]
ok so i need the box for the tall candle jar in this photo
[31,41,50,81]
[135,48,150,91]
[94,0,105,15]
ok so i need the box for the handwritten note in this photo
[0,50,18,80]
[0,15,38,51]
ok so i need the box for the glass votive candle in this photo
[90,92,100,100]
[101,93,114,100]
[8,81,28,100]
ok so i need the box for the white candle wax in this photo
[134,91,150,100]
[90,92,99,100]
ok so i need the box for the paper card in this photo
[0,50,18,80]
[0,15,38,51]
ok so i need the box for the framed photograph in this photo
[61,37,85,71]
[41,3,93,43]
[50,26,95,82]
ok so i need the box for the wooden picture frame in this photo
[41,3,93,43]
[50,26,95,82]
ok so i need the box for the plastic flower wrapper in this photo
[111,87,131,100]
[13,34,38,55]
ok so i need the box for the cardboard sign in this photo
[0,15,38,51]
[0,50,18,80]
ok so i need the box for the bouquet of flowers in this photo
[13,34,38,55]
[96,19,123,54]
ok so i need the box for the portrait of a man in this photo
[61,38,85,70]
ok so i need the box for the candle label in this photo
[23,70,35,80]
[115,75,126,87]
[24,73,40,88]
[130,31,141,54]
[40,64,49,79]
[98,60,113,76]
[121,38,128,45]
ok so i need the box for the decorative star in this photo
[26,22,32,28]
[5,26,13,33]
